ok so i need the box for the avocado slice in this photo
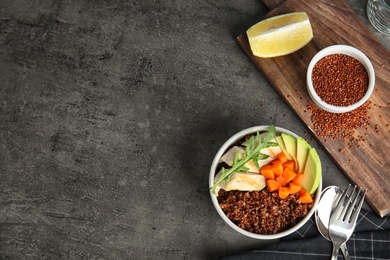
[275,135,293,161]
[281,133,298,171]
[296,136,311,173]
[301,148,321,194]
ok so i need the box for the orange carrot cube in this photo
[289,182,301,194]
[276,175,287,186]
[298,190,313,203]
[277,152,288,164]
[260,165,275,180]
[266,179,282,192]
[271,159,282,165]
[282,160,295,171]
[279,187,290,199]
[292,173,304,185]
[272,163,283,176]
[282,168,297,183]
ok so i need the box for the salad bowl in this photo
[209,125,322,239]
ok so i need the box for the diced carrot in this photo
[279,187,290,199]
[277,152,288,164]
[260,165,275,180]
[282,168,297,183]
[292,173,304,185]
[260,154,313,201]
[276,175,287,186]
[299,190,313,203]
[272,163,283,176]
[282,160,295,171]
[289,182,301,194]
[271,159,282,165]
[266,179,282,192]
[298,187,307,195]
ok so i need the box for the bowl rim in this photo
[209,125,322,240]
[306,44,375,113]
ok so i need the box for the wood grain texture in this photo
[236,0,390,217]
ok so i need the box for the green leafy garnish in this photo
[210,125,278,194]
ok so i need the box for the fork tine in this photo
[332,188,344,209]
[344,186,360,222]
[332,184,351,220]
[349,188,367,224]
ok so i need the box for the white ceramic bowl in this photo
[306,45,375,113]
[209,125,322,239]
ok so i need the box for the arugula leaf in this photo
[210,125,277,194]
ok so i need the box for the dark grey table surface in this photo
[0,1,389,259]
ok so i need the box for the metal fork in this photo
[328,184,367,260]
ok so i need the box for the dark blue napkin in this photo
[220,209,390,259]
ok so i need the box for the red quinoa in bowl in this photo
[217,189,313,235]
[306,45,375,114]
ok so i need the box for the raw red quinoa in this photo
[308,54,372,143]
[308,101,371,140]
[312,54,368,107]
[217,189,313,234]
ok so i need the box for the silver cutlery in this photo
[315,186,350,259]
[328,184,367,260]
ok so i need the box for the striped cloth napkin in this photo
[220,209,390,260]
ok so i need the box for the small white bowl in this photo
[209,125,322,240]
[306,45,375,113]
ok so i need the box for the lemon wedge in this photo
[246,12,313,58]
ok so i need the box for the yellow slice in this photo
[246,12,313,58]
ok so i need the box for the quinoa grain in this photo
[218,189,313,235]
[312,54,368,107]
[308,101,371,140]
[307,54,373,146]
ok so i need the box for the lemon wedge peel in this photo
[246,12,314,58]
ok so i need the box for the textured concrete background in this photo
[0,0,388,259]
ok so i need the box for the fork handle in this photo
[341,243,350,260]
[331,243,341,260]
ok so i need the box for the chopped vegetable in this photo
[289,182,301,194]
[271,159,281,165]
[292,173,304,184]
[276,175,287,186]
[277,151,288,164]
[266,179,282,192]
[272,162,283,176]
[210,125,278,194]
[260,165,275,180]
[279,187,290,199]
[282,160,295,171]
[282,168,297,183]
[260,151,313,203]
[298,188,314,203]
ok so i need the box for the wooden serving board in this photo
[236,0,390,217]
